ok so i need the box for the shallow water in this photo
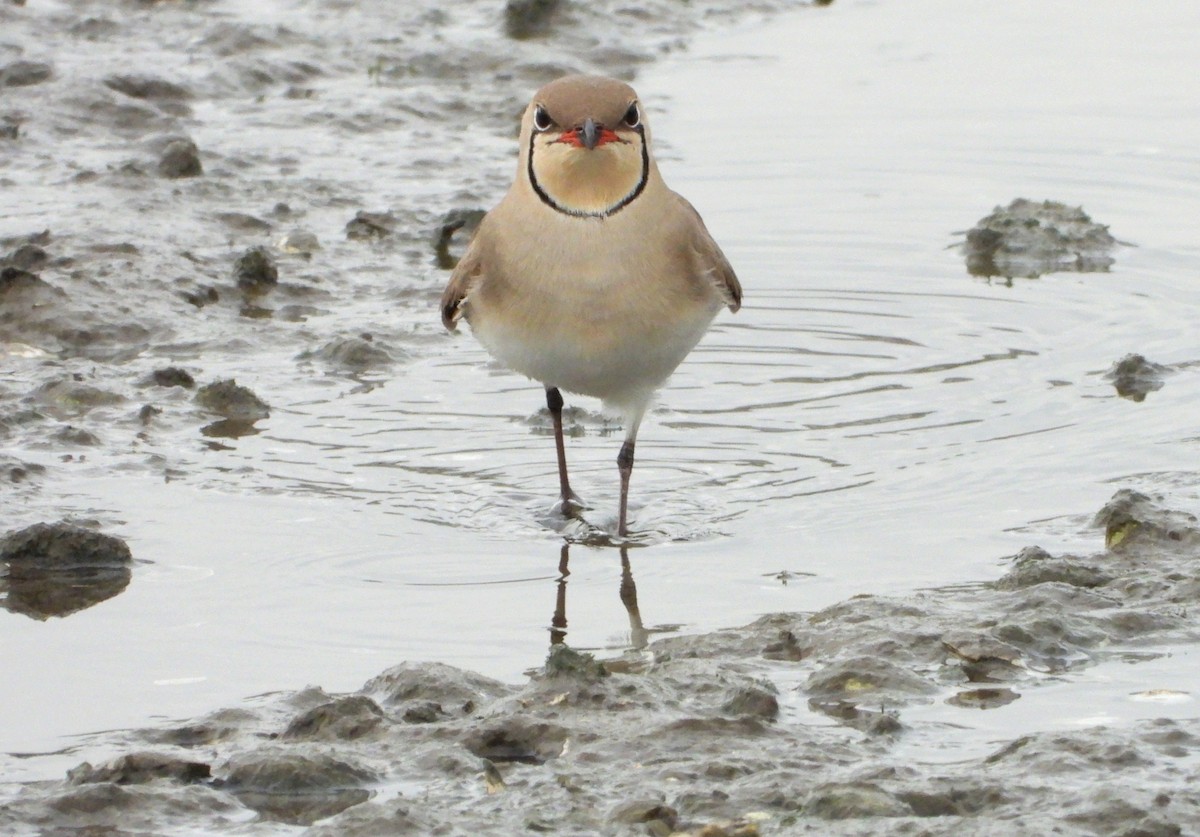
[3,0,1199,796]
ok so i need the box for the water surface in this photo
[2,0,1198,786]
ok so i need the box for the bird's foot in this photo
[552,489,589,517]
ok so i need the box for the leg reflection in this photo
[550,542,569,646]
[548,543,648,651]
[618,547,648,651]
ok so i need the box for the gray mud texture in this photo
[3,0,1199,835]
[0,0,778,492]
[3,491,1200,834]
[960,198,1122,279]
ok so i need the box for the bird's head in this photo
[520,75,652,219]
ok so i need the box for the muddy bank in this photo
[0,0,795,523]
[3,490,1198,834]
[4,0,1200,834]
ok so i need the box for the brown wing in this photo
[680,197,742,312]
[439,236,485,331]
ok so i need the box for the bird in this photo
[440,74,741,538]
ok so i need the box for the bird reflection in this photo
[549,542,647,651]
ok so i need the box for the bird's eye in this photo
[533,106,553,132]
[623,102,640,128]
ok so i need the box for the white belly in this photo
[473,297,718,413]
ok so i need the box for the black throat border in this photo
[527,125,649,219]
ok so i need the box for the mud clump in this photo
[33,379,124,419]
[0,521,133,619]
[219,750,377,825]
[194,379,270,437]
[0,60,53,87]
[68,753,211,786]
[282,696,385,742]
[961,198,1120,278]
[362,660,513,717]
[3,243,49,272]
[0,265,53,296]
[104,74,192,103]
[233,246,278,293]
[345,210,398,241]
[157,138,202,178]
[1105,353,1169,402]
[148,367,196,389]
[301,335,396,372]
[505,0,563,40]
[1093,487,1200,551]
[0,521,132,570]
[194,379,270,422]
[1,455,46,483]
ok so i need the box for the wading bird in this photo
[441,75,741,537]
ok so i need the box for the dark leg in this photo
[546,387,580,511]
[617,439,635,538]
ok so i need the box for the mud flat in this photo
[3,490,1199,834]
[4,0,1200,834]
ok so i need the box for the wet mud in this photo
[0,521,132,619]
[960,198,1122,280]
[3,0,1200,834]
[4,491,1199,834]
